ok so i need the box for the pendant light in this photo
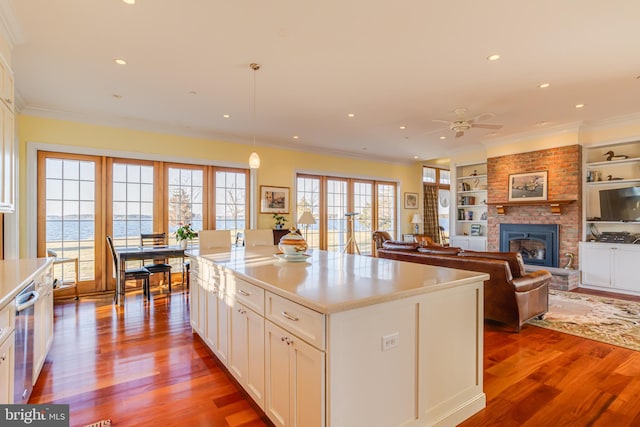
[248,63,261,169]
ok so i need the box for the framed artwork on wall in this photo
[260,186,289,213]
[404,192,419,209]
[508,171,548,202]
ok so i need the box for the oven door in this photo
[14,281,39,404]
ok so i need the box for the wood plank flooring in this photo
[31,288,640,427]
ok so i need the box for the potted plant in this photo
[272,213,288,230]
[175,223,196,248]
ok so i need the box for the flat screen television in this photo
[599,186,640,221]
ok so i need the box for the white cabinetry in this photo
[0,54,14,212]
[452,162,487,247]
[33,265,54,384]
[449,235,487,251]
[228,279,265,409]
[0,300,15,404]
[580,242,640,294]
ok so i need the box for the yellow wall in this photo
[17,115,418,254]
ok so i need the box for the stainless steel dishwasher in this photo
[14,281,39,403]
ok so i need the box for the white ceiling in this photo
[3,0,640,164]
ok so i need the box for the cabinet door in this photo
[215,292,230,365]
[0,101,14,212]
[205,283,219,352]
[0,333,14,404]
[580,244,612,287]
[290,334,324,427]
[229,302,265,409]
[265,321,291,427]
[198,280,207,336]
[467,237,487,251]
[189,275,200,331]
[449,236,469,250]
[613,247,640,292]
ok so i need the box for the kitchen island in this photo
[188,247,488,427]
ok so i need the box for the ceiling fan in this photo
[433,108,503,138]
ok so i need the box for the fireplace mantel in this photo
[487,199,576,215]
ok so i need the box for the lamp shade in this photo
[411,214,422,224]
[297,211,316,225]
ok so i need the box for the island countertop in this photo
[188,247,489,314]
[0,258,54,311]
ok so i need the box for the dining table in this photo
[113,244,187,305]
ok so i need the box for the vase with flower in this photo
[175,223,196,249]
[273,213,288,230]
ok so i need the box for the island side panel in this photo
[327,279,485,427]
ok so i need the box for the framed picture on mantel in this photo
[508,171,548,202]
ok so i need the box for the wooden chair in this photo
[243,229,275,247]
[106,236,151,301]
[140,233,173,292]
[372,230,393,257]
[47,249,79,300]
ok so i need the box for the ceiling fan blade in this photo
[470,112,496,122]
[432,119,452,125]
[455,130,465,138]
[471,123,503,129]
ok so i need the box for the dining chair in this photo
[140,232,173,292]
[243,229,275,247]
[106,236,151,301]
[47,249,80,300]
[199,229,232,249]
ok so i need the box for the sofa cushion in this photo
[458,250,526,278]
[381,241,419,251]
[417,246,461,255]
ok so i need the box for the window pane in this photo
[113,162,154,249]
[377,183,396,239]
[422,167,436,183]
[213,170,248,242]
[296,176,320,249]
[439,170,451,185]
[327,179,347,252]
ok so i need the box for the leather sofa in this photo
[378,243,551,332]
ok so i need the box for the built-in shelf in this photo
[457,204,486,208]
[458,189,486,194]
[585,157,640,167]
[585,178,640,186]
[457,174,487,180]
[457,220,487,224]
[487,199,576,216]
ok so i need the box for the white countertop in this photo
[188,247,489,314]
[0,258,54,310]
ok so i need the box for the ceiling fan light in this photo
[249,151,261,169]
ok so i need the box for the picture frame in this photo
[470,223,482,236]
[260,186,290,213]
[508,171,548,202]
[404,192,419,209]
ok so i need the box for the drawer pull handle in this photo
[237,308,246,315]
[281,311,299,322]
[0,353,5,362]
[238,289,251,297]
[280,336,293,345]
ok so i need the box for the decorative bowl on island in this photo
[278,228,308,256]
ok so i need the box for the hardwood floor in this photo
[32,288,640,427]
[30,289,269,427]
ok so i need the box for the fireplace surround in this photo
[499,223,559,268]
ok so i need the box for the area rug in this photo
[527,290,640,351]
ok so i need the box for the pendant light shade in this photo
[249,63,261,169]
[249,151,260,169]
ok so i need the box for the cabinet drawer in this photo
[231,279,264,315]
[0,302,14,344]
[266,292,325,350]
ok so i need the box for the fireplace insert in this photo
[499,224,559,267]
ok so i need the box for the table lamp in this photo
[297,211,316,241]
[411,213,422,235]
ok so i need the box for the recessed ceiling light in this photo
[538,82,550,89]
[188,90,197,95]
[223,114,230,118]
[486,132,499,137]
[399,125,406,130]
[293,135,299,140]
[439,136,446,140]
[114,58,127,65]
[112,94,122,99]
[575,103,585,109]
[413,156,419,159]
[122,0,135,4]
[536,121,549,127]
[487,54,500,61]
[347,113,355,118]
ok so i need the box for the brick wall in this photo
[486,145,582,266]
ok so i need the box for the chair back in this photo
[106,236,118,270]
[47,249,57,258]
[244,229,274,247]
[141,232,167,247]
[199,230,232,249]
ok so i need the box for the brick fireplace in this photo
[486,145,582,288]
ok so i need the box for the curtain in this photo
[422,185,440,244]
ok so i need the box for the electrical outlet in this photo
[381,332,399,351]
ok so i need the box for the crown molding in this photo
[0,0,25,48]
